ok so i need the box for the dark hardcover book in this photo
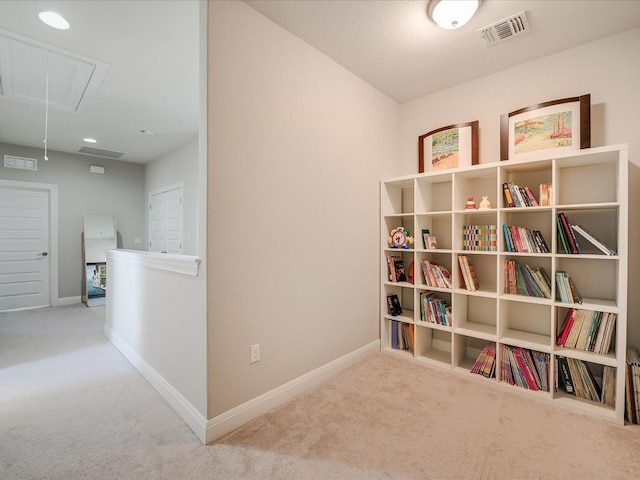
[559,213,581,254]
[533,230,549,253]
[556,214,570,254]
[386,294,403,316]
[390,320,399,349]
[557,356,575,395]
[393,258,407,282]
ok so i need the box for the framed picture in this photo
[418,121,478,173]
[500,94,590,162]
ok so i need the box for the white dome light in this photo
[428,0,480,30]
[38,11,70,30]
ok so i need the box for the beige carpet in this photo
[2,304,640,479]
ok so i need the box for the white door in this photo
[0,185,50,311]
[149,184,183,254]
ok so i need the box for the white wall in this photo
[399,27,640,347]
[207,0,399,417]
[0,143,145,300]
[145,137,200,255]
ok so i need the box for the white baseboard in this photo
[205,339,380,444]
[103,324,208,444]
[58,296,81,306]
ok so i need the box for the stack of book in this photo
[556,356,613,405]
[390,320,414,352]
[421,260,452,288]
[556,308,616,355]
[625,348,640,423]
[461,224,497,251]
[457,255,479,291]
[419,292,452,326]
[555,271,583,304]
[501,345,549,391]
[503,260,551,298]
[471,344,496,378]
[502,182,539,208]
[503,224,549,253]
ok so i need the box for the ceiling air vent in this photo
[78,146,125,159]
[479,11,530,46]
[4,154,37,170]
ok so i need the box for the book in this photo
[392,257,406,282]
[558,213,581,254]
[386,294,402,316]
[539,183,552,206]
[458,255,479,291]
[502,183,515,207]
[570,224,617,255]
[557,356,575,395]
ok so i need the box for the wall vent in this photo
[4,154,37,170]
[78,146,125,159]
[479,11,530,46]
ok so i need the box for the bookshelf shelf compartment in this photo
[380,144,628,424]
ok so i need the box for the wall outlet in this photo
[250,344,260,364]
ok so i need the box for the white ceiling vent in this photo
[478,11,530,46]
[0,28,109,113]
[78,146,125,159]
[4,154,37,170]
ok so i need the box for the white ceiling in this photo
[1,1,639,165]
[246,0,640,103]
[0,0,200,164]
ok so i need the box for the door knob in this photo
[38,252,48,256]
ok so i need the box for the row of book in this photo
[419,292,452,326]
[557,212,617,256]
[555,271,582,304]
[503,260,551,298]
[502,182,540,208]
[390,320,414,352]
[421,260,452,289]
[461,224,497,252]
[386,255,407,282]
[556,356,615,407]
[471,344,496,378]
[501,345,550,392]
[556,308,617,355]
[503,224,549,253]
[625,348,640,424]
[457,255,479,292]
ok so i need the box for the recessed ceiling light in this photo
[83,138,97,143]
[38,11,70,30]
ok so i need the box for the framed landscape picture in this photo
[419,121,478,173]
[500,94,590,162]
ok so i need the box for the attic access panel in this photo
[0,28,109,113]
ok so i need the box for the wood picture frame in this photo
[500,94,590,161]
[418,121,479,173]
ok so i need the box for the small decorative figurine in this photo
[389,227,415,249]
[478,195,491,210]
[465,197,477,210]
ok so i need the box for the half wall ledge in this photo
[106,249,200,276]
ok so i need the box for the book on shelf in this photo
[387,256,407,282]
[471,344,496,378]
[503,260,551,298]
[503,224,549,253]
[421,260,452,289]
[390,320,414,353]
[625,348,640,424]
[386,294,403,316]
[419,291,452,326]
[457,255,479,291]
[462,224,497,251]
[557,308,616,355]
[501,345,549,392]
[539,183,552,206]
[570,224,617,255]
[422,229,438,250]
[502,182,539,208]
[557,213,581,254]
[555,271,582,304]
[557,357,609,404]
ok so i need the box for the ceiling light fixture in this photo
[38,11,70,30]
[427,0,480,30]
[83,138,97,143]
